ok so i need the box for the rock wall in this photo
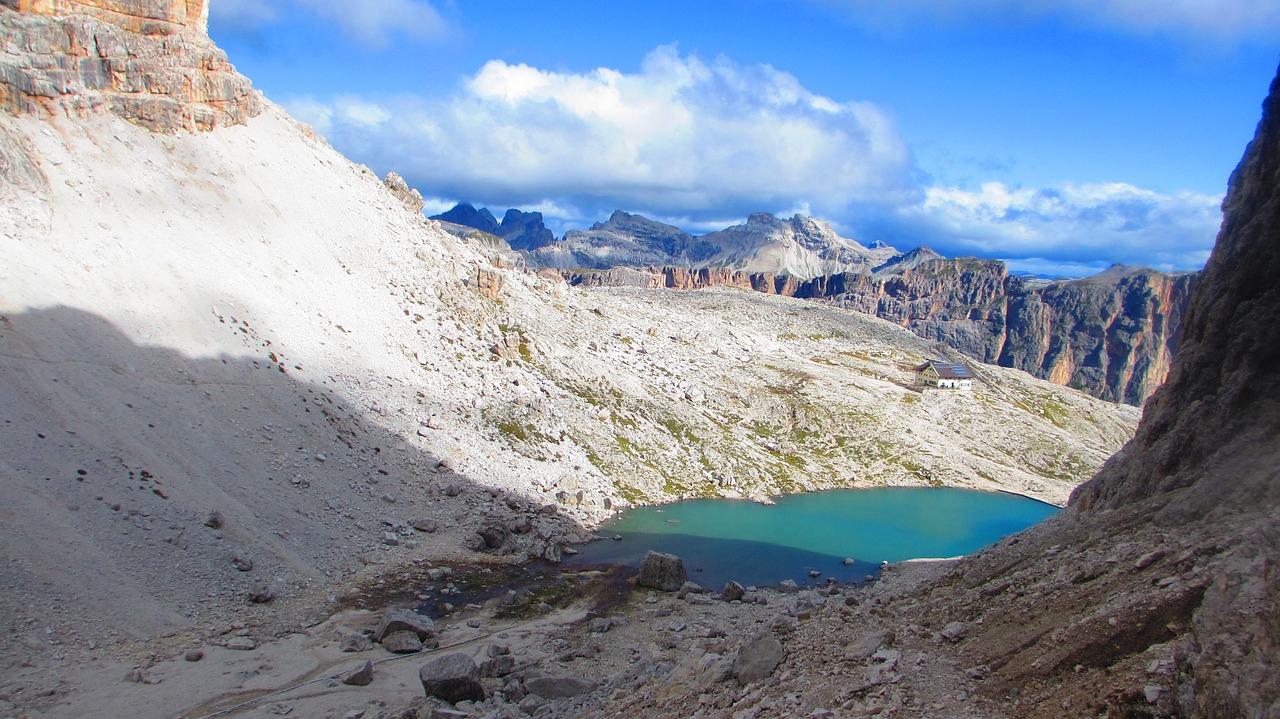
[558,259,1194,405]
[1,0,209,34]
[0,2,260,131]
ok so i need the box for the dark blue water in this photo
[566,487,1058,589]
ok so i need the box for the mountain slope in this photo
[0,3,1139,669]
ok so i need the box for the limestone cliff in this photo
[559,259,1194,405]
[0,0,260,131]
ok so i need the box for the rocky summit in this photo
[0,3,1274,719]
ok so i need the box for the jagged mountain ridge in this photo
[556,258,1195,406]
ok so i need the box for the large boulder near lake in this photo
[419,653,485,704]
[635,551,688,592]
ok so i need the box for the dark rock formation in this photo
[418,653,485,704]
[431,202,499,234]
[635,550,687,592]
[0,3,262,132]
[496,208,553,251]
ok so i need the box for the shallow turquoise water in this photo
[566,487,1058,589]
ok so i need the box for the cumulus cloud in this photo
[210,0,446,46]
[884,181,1222,271]
[818,0,1280,42]
[286,45,918,224]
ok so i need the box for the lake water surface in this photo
[566,487,1058,589]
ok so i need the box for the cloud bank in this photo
[210,0,446,46]
[290,46,917,224]
[288,46,1222,274]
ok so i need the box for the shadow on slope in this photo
[0,305,589,662]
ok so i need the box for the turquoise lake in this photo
[566,487,1058,589]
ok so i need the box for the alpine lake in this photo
[565,487,1059,589]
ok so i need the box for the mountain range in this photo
[434,202,1196,406]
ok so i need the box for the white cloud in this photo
[894,181,1221,270]
[819,0,1280,42]
[209,0,446,46]
[289,46,917,222]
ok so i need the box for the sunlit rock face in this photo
[0,0,260,131]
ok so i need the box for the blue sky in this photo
[210,0,1280,276]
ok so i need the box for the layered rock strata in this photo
[0,2,260,131]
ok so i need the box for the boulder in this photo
[479,524,511,550]
[722,581,745,602]
[340,632,373,652]
[411,518,438,533]
[939,621,967,643]
[375,608,435,641]
[479,654,516,678]
[777,580,799,593]
[845,629,895,660]
[382,630,423,653]
[636,551,687,592]
[676,581,704,599]
[524,676,595,699]
[342,660,373,686]
[418,653,485,704]
[733,631,784,683]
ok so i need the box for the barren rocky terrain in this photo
[1,4,1275,719]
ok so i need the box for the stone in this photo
[479,655,516,678]
[232,555,254,572]
[733,631,785,683]
[524,676,595,699]
[381,630,423,653]
[478,524,510,550]
[1143,685,1163,703]
[845,630,895,660]
[247,585,276,603]
[343,660,373,686]
[382,531,400,546]
[677,581,704,599]
[843,557,855,565]
[939,621,967,643]
[411,518,438,533]
[204,511,224,529]
[184,648,204,662]
[636,551,687,592]
[722,581,745,602]
[777,580,799,593]
[589,617,612,633]
[226,637,257,651]
[418,653,485,705]
[383,172,425,213]
[485,643,510,658]
[375,608,435,641]
[341,633,373,653]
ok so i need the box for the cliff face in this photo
[558,259,1195,405]
[0,0,260,131]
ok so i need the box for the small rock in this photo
[843,557,855,565]
[479,655,516,678]
[247,585,276,604]
[485,643,511,657]
[443,483,462,497]
[340,633,373,652]
[777,580,799,593]
[382,630,424,653]
[184,648,204,662]
[1135,549,1166,570]
[676,581,704,599]
[589,617,612,634]
[722,581,745,602]
[636,551,688,592]
[411,518,438,533]
[419,653,485,704]
[381,493,397,504]
[204,511,224,529]
[939,621,967,643]
[232,555,254,572]
[382,531,400,546]
[226,637,258,651]
[343,660,374,686]
[1144,685,1163,703]
[808,570,821,578]
[845,630,895,660]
